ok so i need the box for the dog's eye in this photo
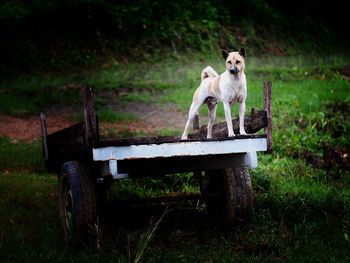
[227,61,232,64]
[236,60,241,64]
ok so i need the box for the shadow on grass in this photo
[1,170,349,262]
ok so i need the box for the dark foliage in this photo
[0,0,349,75]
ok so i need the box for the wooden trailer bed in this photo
[40,82,272,237]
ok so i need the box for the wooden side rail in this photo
[40,86,99,172]
[83,86,99,147]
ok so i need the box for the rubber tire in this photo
[58,161,97,239]
[203,167,253,225]
[233,167,253,221]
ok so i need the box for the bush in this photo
[1,0,349,75]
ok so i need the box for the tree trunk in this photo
[188,108,267,139]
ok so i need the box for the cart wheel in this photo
[202,168,236,225]
[233,167,253,220]
[58,161,97,239]
[202,167,253,225]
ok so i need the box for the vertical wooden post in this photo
[193,114,199,131]
[264,81,272,153]
[40,112,49,160]
[83,87,98,147]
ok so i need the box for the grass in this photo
[0,53,350,262]
[1,168,349,262]
[98,109,138,123]
[0,137,42,171]
[1,53,350,115]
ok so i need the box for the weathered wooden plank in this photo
[98,133,266,147]
[47,122,85,147]
[40,112,49,161]
[83,86,98,147]
[45,121,88,172]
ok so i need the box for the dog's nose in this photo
[230,66,238,74]
[229,66,239,74]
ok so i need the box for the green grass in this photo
[0,172,60,261]
[98,109,138,123]
[1,166,349,262]
[1,53,350,262]
[72,109,139,123]
[1,53,349,115]
[108,173,199,200]
[0,137,43,171]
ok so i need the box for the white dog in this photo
[181,48,247,140]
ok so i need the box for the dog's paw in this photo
[181,135,188,140]
[240,130,247,135]
[228,131,236,137]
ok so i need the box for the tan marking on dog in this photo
[208,76,221,97]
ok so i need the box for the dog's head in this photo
[222,48,246,77]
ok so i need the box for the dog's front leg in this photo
[223,101,235,137]
[239,101,247,135]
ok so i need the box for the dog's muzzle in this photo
[229,66,239,74]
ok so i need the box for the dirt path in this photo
[0,103,187,142]
[113,102,186,130]
[0,115,73,142]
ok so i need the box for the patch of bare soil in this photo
[0,103,187,142]
[113,102,186,130]
[96,89,188,131]
[341,65,350,80]
[294,145,350,173]
[96,103,187,138]
[0,115,74,142]
[293,101,350,174]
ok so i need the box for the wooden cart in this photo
[40,83,272,237]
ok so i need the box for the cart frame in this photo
[40,82,272,236]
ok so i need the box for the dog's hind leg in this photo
[181,102,202,140]
[205,97,217,139]
[207,103,217,139]
[239,102,247,135]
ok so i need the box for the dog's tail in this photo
[201,66,219,80]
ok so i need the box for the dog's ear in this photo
[221,50,229,60]
[239,48,246,58]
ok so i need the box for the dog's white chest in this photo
[229,93,244,104]
[219,72,246,104]
[221,82,245,104]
